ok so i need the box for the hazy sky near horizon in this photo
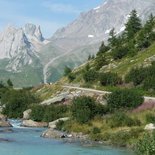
[0,0,104,38]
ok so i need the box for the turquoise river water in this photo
[0,120,135,155]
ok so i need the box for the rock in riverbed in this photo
[41,129,66,139]
[23,109,32,120]
[0,114,12,127]
[22,120,48,127]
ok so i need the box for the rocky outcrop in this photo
[40,96,65,105]
[21,120,48,127]
[23,109,32,120]
[48,117,69,129]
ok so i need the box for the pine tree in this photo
[7,79,13,88]
[125,10,142,39]
[97,41,109,56]
[108,28,118,48]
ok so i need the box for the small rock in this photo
[145,123,155,130]
[23,109,32,120]
[41,129,64,139]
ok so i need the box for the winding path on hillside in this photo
[43,52,71,84]
[63,85,155,101]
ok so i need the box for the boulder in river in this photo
[23,109,32,120]
[41,129,66,139]
[22,120,48,127]
[0,121,12,127]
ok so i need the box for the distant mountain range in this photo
[0,0,155,87]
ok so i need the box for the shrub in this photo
[2,89,38,118]
[64,66,72,76]
[143,76,155,90]
[83,69,98,83]
[99,72,121,86]
[68,73,76,82]
[107,112,141,128]
[30,105,45,122]
[56,120,65,131]
[136,132,155,155]
[30,105,68,122]
[145,113,155,124]
[94,55,107,70]
[92,127,101,134]
[125,67,147,86]
[71,96,104,123]
[107,89,144,111]
[112,46,129,60]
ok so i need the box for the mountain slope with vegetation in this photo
[65,10,155,96]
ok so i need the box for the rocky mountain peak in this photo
[24,23,44,42]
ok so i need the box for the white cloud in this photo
[42,1,81,14]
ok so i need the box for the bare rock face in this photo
[0,23,47,73]
[22,120,48,127]
[23,109,32,120]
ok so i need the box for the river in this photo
[0,120,135,155]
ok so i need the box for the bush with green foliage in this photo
[99,72,121,86]
[136,132,155,155]
[107,112,141,128]
[92,127,101,134]
[107,89,144,111]
[95,55,107,70]
[145,113,155,124]
[56,120,65,131]
[97,41,110,56]
[30,105,68,122]
[112,46,129,60]
[2,89,38,118]
[64,66,72,76]
[71,96,105,123]
[83,69,98,83]
[125,67,147,86]
[125,62,155,89]
[68,73,76,82]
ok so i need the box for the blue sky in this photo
[0,0,104,38]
